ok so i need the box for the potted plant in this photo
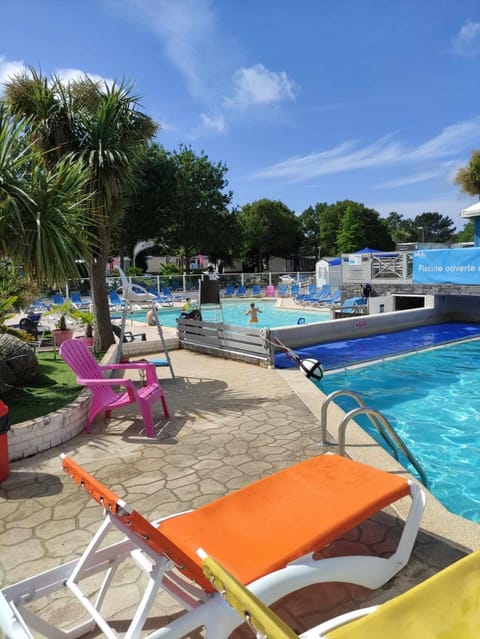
[70,308,94,346]
[47,303,75,347]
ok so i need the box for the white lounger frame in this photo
[0,480,424,639]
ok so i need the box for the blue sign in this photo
[413,248,480,284]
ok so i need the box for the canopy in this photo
[460,202,480,218]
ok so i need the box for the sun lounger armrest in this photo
[100,362,158,385]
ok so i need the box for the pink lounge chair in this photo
[59,339,169,437]
[265,284,275,297]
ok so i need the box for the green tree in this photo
[238,199,301,271]
[298,203,328,260]
[454,219,474,243]
[412,213,455,243]
[115,143,177,260]
[5,72,157,351]
[383,212,416,244]
[454,150,480,197]
[319,200,394,255]
[165,145,234,272]
[337,205,367,253]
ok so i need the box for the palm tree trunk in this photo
[89,243,115,353]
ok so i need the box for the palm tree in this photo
[0,102,92,285]
[5,72,158,351]
[454,150,480,197]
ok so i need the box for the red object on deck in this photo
[0,400,9,481]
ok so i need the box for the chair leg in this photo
[160,394,170,418]
[138,401,155,437]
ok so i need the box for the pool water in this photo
[318,338,480,522]
[130,299,329,329]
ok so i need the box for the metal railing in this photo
[320,389,428,487]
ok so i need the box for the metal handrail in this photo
[320,390,428,488]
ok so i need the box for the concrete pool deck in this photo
[1,339,479,636]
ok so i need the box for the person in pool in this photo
[245,302,262,323]
[146,309,157,326]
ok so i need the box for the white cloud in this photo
[55,68,115,87]
[199,112,226,133]
[409,119,480,159]
[224,64,298,110]
[451,20,480,57]
[0,55,28,89]
[109,0,220,100]
[375,171,443,189]
[252,117,480,182]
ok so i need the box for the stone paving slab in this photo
[0,348,471,637]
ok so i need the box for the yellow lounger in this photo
[200,549,480,638]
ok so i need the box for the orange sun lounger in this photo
[0,453,425,639]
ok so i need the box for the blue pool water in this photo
[316,335,480,522]
[130,299,329,329]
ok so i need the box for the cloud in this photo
[107,1,297,136]
[108,0,221,101]
[55,68,115,87]
[199,112,226,133]
[375,171,443,189]
[252,117,480,182]
[224,64,298,110]
[451,20,480,57]
[0,55,28,88]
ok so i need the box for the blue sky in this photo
[1,0,480,230]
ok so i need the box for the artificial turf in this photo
[3,351,81,425]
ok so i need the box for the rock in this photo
[0,334,38,390]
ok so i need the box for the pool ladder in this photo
[320,390,429,488]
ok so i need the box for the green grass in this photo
[4,352,81,425]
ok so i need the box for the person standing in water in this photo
[245,302,262,323]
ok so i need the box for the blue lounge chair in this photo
[303,284,331,304]
[235,285,247,297]
[252,285,263,297]
[277,284,288,297]
[108,290,126,310]
[70,292,91,310]
[148,288,173,306]
[52,293,65,305]
[291,283,300,297]
[223,285,235,297]
[162,287,183,302]
[319,289,341,305]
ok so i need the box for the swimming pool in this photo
[317,337,480,522]
[129,300,329,329]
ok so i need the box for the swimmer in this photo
[146,309,157,326]
[245,302,262,324]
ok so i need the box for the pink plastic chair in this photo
[264,284,275,297]
[59,339,169,437]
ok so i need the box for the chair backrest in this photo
[252,285,262,294]
[60,339,109,384]
[108,291,123,304]
[237,285,246,295]
[308,284,317,295]
[53,293,64,305]
[19,317,38,338]
[277,284,288,295]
